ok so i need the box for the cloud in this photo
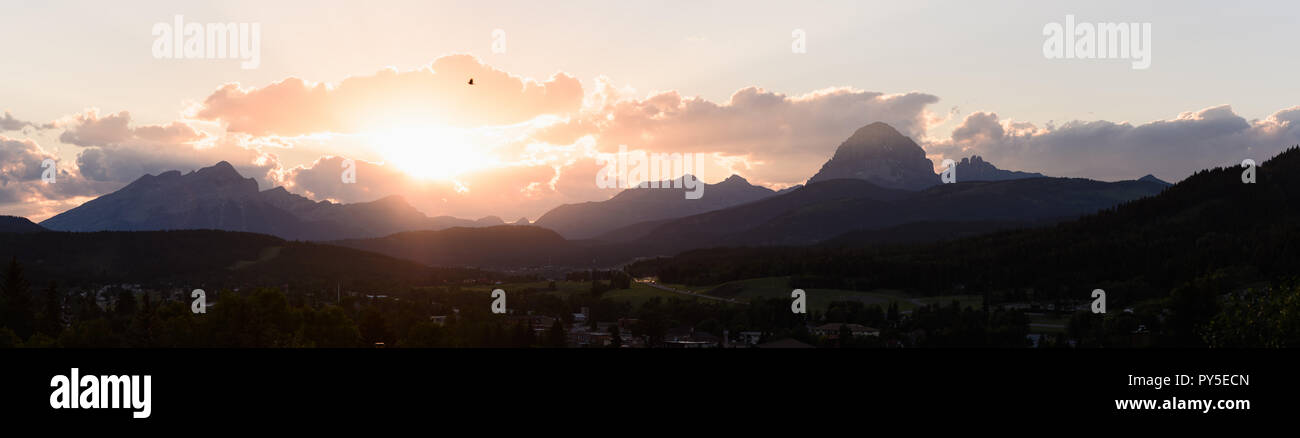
[1,111,42,131]
[0,135,118,219]
[536,83,941,185]
[949,111,1004,143]
[925,105,1300,181]
[56,109,278,186]
[274,154,617,221]
[0,136,59,188]
[58,109,205,147]
[194,54,584,136]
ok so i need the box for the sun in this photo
[369,126,493,180]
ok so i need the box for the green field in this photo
[602,283,702,307]
[462,277,985,312]
[700,276,983,312]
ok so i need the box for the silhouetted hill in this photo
[622,178,911,248]
[534,174,775,239]
[0,216,46,233]
[0,230,489,289]
[820,220,1040,247]
[331,225,658,268]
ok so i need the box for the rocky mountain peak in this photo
[806,122,939,190]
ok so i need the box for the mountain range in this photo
[39,161,505,241]
[591,173,1166,254]
[629,145,1300,319]
[953,156,1046,181]
[13,121,1174,269]
[330,123,1168,267]
[533,174,776,239]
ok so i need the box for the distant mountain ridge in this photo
[628,146,1300,313]
[39,161,504,241]
[330,122,1168,268]
[534,174,776,239]
[622,175,1169,251]
[954,156,1047,181]
[336,174,1170,269]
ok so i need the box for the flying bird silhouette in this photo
[467,78,474,85]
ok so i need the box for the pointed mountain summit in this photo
[1137,174,1172,186]
[194,160,241,179]
[954,155,1046,181]
[717,174,752,186]
[807,122,940,190]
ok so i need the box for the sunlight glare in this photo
[370,126,492,180]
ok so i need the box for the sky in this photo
[2,0,1299,222]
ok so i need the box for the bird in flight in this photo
[467,78,474,85]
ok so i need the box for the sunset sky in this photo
[3,0,1299,221]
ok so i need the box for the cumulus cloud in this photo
[925,105,1300,182]
[58,110,205,147]
[949,111,1004,144]
[56,109,278,186]
[0,135,118,219]
[536,83,940,185]
[0,136,53,187]
[1,111,41,131]
[194,54,584,136]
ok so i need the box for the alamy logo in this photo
[491,289,507,314]
[152,15,261,69]
[341,158,357,184]
[41,158,56,184]
[595,145,705,199]
[191,289,206,314]
[1241,159,1256,184]
[791,29,807,54]
[1043,15,1151,70]
[492,29,507,54]
[1091,289,1106,314]
[50,368,151,419]
[940,159,956,184]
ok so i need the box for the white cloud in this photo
[925,105,1300,181]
